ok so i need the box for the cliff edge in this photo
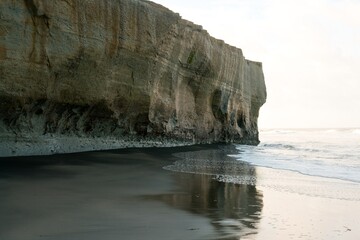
[0,0,266,156]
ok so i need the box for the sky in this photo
[152,0,360,129]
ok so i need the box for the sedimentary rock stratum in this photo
[0,0,266,156]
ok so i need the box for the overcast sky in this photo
[152,0,360,129]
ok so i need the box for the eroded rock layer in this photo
[0,0,266,156]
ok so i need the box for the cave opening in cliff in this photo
[237,113,246,129]
[211,90,226,123]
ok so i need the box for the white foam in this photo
[232,129,360,183]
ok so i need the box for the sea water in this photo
[232,129,360,183]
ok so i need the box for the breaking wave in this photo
[231,129,360,183]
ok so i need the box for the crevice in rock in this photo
[24,0,51,65]
[24,0,50,32]
[237,113,246,129]
[134,113,150,136]
[187,49,196,64]
[211,89,227,123]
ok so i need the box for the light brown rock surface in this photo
[0,0,266,156]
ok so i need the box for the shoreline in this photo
[0,145,359,239]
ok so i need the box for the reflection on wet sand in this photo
[145,148,264,239]
[166,148,258,185]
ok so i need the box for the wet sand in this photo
[0,145,359,240]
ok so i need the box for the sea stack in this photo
[0,0,267,156]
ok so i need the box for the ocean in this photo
[232,128,360,183]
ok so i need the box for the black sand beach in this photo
[0,145,359,240]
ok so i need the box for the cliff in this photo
[0,0,266,156]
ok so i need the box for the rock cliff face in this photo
[0,0,266,156]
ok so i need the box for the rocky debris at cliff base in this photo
[0,135,194,157]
